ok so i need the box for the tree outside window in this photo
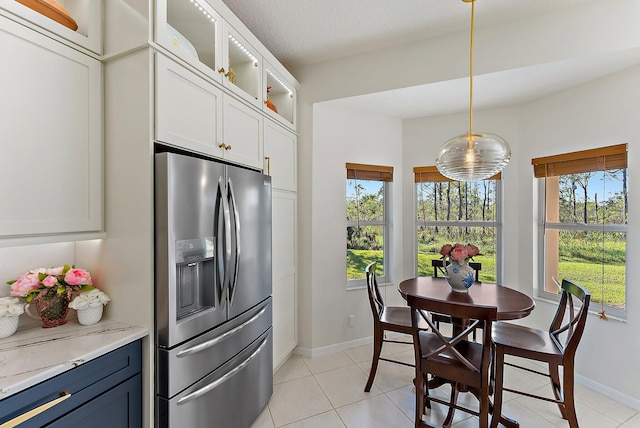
[414,166,502,283]
[346,163,392,286]
[533,144,627,317]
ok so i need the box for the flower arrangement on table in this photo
[438,243,480,292]
[6,265,105,327]
[439,243,480,265]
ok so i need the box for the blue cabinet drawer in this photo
[0,340,141,427]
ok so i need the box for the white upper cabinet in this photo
[156,54,223,157]
[221,96,264,169]
[220,22,262,108]
[263,61,296,130]
[155,0,223,85]
[0,15,102,239]
[0,0,101,54]
[264,121,297,192]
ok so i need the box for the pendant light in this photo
[435,0,511,182]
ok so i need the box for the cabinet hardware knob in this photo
[225,145,232,151]
[0,392,71,428]
[218,67,226,74]
[218,143,227,149]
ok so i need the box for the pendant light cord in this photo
[468,0,475,141]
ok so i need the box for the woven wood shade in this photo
[532,144,627,178]
[346,163,393,182]
[414,166,501,183]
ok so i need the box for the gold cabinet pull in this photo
[225,145,231,151]
[264,156,271,175]
[0,392,71,428]
[218,143,232,151]
[218,67,225,74]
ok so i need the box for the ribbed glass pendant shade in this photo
[435,132,511,182]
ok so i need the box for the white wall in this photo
[293,0,640,407]
[299,104,403,351]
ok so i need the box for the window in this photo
[414,166,502,283]
[346,163,392,287]
[532,144,627,318]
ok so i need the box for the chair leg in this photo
[548,362,569,420]
[442,382,459,428]
[415,367,425,427]
[490,349,505,428]
[365,328,383,392]
[561,364,579,428]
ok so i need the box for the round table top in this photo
[398,277,535,321]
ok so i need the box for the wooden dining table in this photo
[398,277,535,428]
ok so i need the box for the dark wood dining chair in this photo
[364,262,427,392]
[490,279,590,428]
[431,259,482,340]
[408,293,497,428]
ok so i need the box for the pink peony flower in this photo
[42,275,58,288]
[465,245,480,258]
[64,268,93,286]
[10,272,41,297]
[450,245,469,263]
[46,267,64,276]
[439,244,453,256]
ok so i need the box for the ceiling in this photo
[221,0,640,119]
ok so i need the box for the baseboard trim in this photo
[576,373,640,412]
[294,336,373,358]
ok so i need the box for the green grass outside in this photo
[348,250,624,308]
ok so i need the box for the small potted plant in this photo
[0,297,25,338]
[69,289,110,325]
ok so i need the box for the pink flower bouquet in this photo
[7,265,95,302]
[439,243,480,264]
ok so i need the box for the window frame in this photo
[536,176,628,319]
[346,164,392,290]
[413,167,504,284]
[533,144,628,319]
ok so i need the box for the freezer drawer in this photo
[157,297,272,398]
[157,329,273,428]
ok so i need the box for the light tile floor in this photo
[251,337,640,428]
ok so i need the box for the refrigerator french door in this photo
[155,151,272,428]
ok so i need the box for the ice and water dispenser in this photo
[175,237,215,319]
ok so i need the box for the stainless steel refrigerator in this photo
[155,151,272,428]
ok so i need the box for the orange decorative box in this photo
[16,0,78,31]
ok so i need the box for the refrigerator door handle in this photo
[176,334,269,406]
[227,177,241,306]
[217,177,232,305]
[176,304,269,358]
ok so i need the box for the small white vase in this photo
[445,260,476,293]
[77,305,103,326]
[0,316,19,339]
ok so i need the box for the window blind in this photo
[346,163,393,182]
[413,166,501,183]
[531,143,627,178]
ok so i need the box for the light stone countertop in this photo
[0,320,148,400]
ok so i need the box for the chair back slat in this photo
[407,293,497,374]
[365,263,384,319]
[549,279,590,355]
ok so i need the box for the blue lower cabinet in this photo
[0,340,142,427]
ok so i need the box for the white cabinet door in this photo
[264,121,296,192]
[271,191,296,368]
[222,96,263,169]
[0,16,102,237]
[220,21,261,108]
[156,54,224,158]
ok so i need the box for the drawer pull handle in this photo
[176,304,269,358]
[177,335,269,406]
[0,392,71,428]
[264,156,271,175]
